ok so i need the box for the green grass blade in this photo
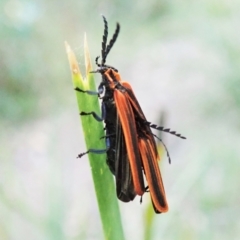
[65,37,125,240]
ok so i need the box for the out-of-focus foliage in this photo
[1,0,240,239]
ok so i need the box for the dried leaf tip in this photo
[84,33,92,75]
[65,41,82,76]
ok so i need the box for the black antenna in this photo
[101,15,108,65]
[95,56,101,67]
[100,16,120,66]
[153,134,172,164]
[103,22,120,63]
[145,121,186,139]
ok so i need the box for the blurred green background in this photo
[1,0,240,239]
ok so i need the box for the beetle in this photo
[76,16,186,213]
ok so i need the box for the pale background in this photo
[1,0,239,239]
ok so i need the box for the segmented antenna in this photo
[95,56,101,67]
[103,22,120,63]
[101,15,108,65]
[153,134,172,164]
[100,16,120,66]
[145,121,186,139]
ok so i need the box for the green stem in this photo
[65,36,125,240]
